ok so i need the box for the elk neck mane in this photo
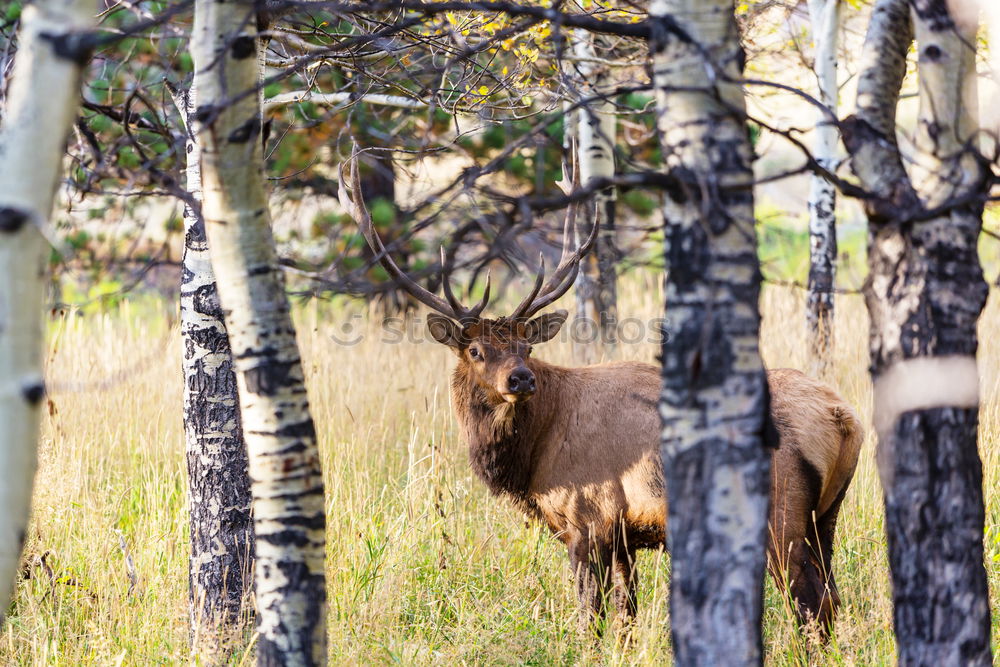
[450,357,564,506]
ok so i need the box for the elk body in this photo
[436,317,862,632]
[341,156,863,634]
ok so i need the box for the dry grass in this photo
[2,277,999,665]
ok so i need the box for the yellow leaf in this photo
[478,85,489,95]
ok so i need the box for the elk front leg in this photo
[569,537,611,634]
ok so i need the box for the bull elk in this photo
[340,159,863,634]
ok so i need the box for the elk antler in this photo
[510,156,599,321]
[339,149,490,322]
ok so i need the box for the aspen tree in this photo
[571,30,618,363]
[191,1,326,663]
[177,84,255,657]
[650,1,771,664]
[844,0,991,662]
[805,0,840,377]
[0,0,92,617]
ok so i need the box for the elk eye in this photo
[469,347,481,360]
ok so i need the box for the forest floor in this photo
[2,275,999,665]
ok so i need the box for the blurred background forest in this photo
[10,0,998,315]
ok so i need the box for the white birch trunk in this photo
[0,0,92,618]
[572,29,618,363]
[191,2,326,664]
[650,1,771,663]
[805,0,840,377]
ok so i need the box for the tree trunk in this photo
[805,0,840,378]
[650,2,772,665]
[572,30,618,363]
[191,2,327,665]
[844,0,992,663]
[0,0,92,618]
[179,84,255,657]
[985,0,1000,146]
[563,96,594,363]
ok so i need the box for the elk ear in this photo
[427,313,464,351]
[525,309,567,344]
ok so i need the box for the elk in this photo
[340,159,863,634]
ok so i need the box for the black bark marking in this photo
[244,360,298,395]
[235,345,280,360]
[922,44,943,61]
[262,118,272,150]
[274,418,316,440]
[227,117,260,144]
[256,514,326,548]
[910,0,955,32]
[263,512,325,532]
[189,285,222,322]
[193,104,215,124]
[22,381,45,405]
[923,120,942,145]
[0,207,29,233]
[271,440,308,455]
[231,35,256,60]
[39,31,93,66]
[647,13,693,51]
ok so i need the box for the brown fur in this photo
[446,317,863,634]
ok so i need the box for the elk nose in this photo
[508,368,536,394]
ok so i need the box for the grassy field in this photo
[2,275,999,665]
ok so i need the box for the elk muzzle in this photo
[504,366,536,402]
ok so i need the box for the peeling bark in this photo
[650,1,771,664]
[179,85,255,658]
[805,0,840,378]
[192,2,327,664]
[849,1,992,664]
[0,0,92,618]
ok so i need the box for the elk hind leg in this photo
[810,488,849,631]
[611,546,637,627]
[769,518,832,635]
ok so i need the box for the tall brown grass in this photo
[2,277,998,664]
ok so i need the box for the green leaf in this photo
[370,198,396,228]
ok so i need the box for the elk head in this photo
[339,151,598,407]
